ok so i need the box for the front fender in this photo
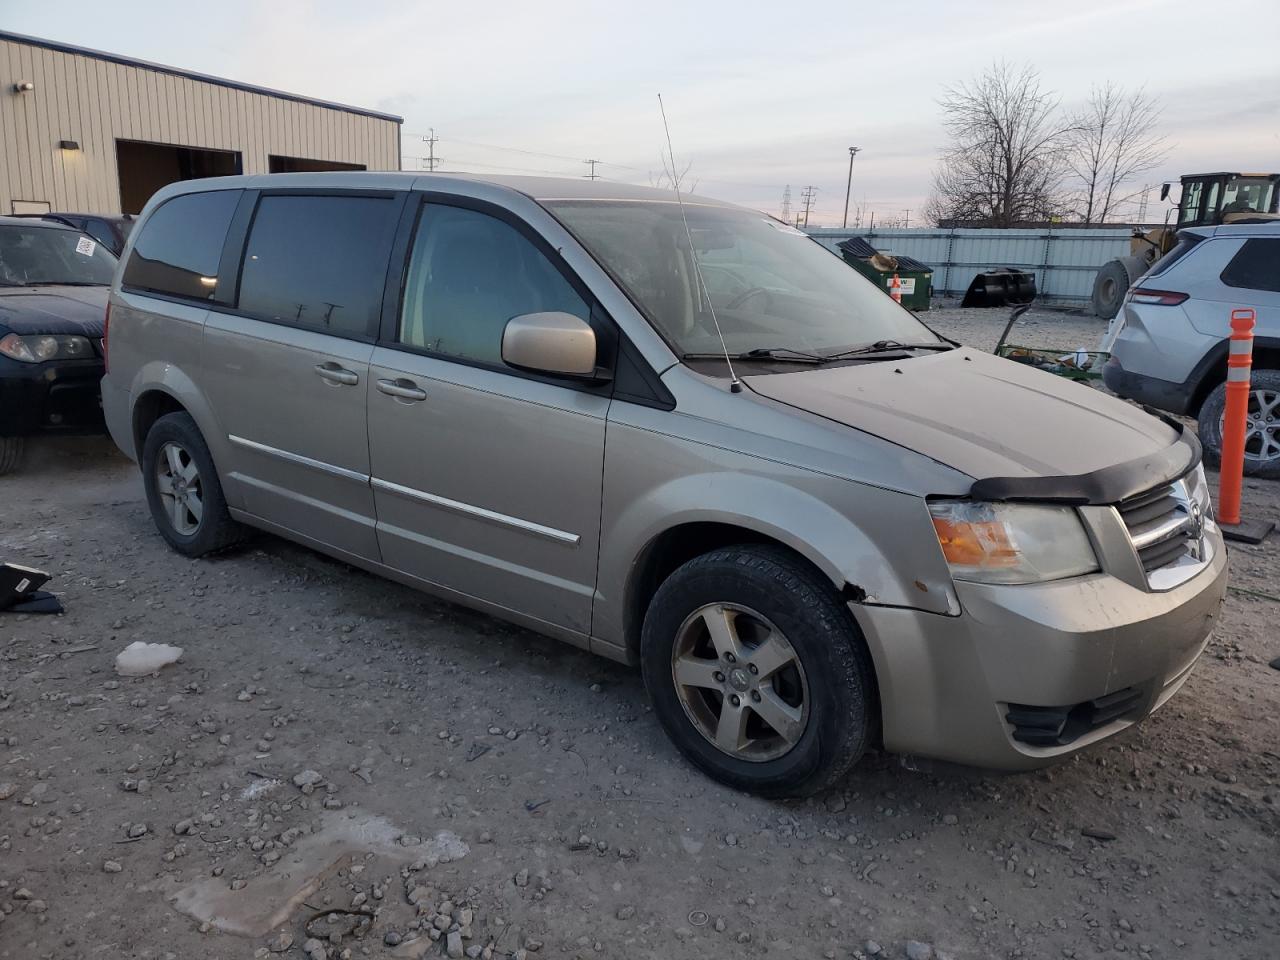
[593,419,960,657]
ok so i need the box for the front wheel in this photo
[1198,369,1280,479]
[641,545,878,797]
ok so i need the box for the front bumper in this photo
[855,532,1227,769]
[0,355,105,436]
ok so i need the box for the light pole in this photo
[842,146,861,228]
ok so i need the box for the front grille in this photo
[1117,481,1193,573]
[1006,686,1144,746]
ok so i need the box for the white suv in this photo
[1103,223,1280,477]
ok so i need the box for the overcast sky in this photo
[6,0,1279,225]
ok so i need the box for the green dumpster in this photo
[836,238,933,310]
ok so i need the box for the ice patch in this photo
[164,813,469,937]
[240,778,282,801]
[115,641,184,676]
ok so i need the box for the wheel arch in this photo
[1185,337,1280,415]
[126,362,238,507]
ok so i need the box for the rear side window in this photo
[1145,233,1203,279]
[237,194,398,338]
[1221,238,1280,293]
[123,191,239,300]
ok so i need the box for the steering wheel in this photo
[726,286,772,310]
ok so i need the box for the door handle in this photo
[314,362,359,386]
[376,378,428,402]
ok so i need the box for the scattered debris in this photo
[114,641,183,676]
[1082,826,1117,841]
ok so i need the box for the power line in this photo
[584,159,600,180]
[780,185,791,223]
[405,132,788,193]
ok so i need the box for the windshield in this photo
[1221,177,1277,216]
[0,224,117,287]
[544,200,941,357]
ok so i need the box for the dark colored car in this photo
[0,216,117,474]
[13,213,135,256]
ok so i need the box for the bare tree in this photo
[927,62,1072,227]
[1067,83,1167,223]
[649,154,698,194]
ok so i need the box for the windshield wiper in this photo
[682,340,955,366]
[681,348,827,364]
[823,339,955,359]
[23,280,108,287]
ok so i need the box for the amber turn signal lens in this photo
[930,517,1019,568]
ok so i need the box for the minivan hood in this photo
[0,285,109,337]
[744,347,1181,483]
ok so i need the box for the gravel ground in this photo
[3,307,1279,960]
[923,300,1110,355]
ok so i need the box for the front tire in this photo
[141,412,246,556]
[0,437,24,475]
[1198,369,1280,479]
[641,545,877,797]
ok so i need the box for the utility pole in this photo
[842,146,861,228]
[902,209,910,228]
[800,186,818,228]
[422,128,439,172]
[584,159,600,180]
[780,185,792,224]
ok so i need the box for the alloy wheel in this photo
[155,441,204,535]
[670,603,810,762]
[1220,388,1280,464]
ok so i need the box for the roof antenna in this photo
[658,93,742,393]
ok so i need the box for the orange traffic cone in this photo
[889,272,902,304]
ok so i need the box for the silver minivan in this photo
[102,173,1227,796]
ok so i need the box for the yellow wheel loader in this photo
[1092,172,1280,319]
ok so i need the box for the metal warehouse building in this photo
[0,31,402,217]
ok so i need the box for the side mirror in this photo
[1159,183,1171,201]
[502,312,599,379]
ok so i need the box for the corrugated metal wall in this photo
[806,227,1134,302]
[0,35,401,216]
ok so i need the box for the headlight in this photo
[929,500,1099,584]
[0,333,94,363]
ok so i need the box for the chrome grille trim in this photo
[1115,475,1214,590]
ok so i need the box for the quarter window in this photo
[122,190,239,300]
[1221,239,1280,293]
[398,204,589,365]
[238,195,399,338]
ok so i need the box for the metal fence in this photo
[805,227,1134,302]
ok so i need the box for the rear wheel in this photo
[1092,257,1143,319]
[1198,370,1280,479]
[141,412,246,555]
[641,545,877,797]
[0,437,24,476]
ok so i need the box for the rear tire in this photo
[141,412,246,556]
[640,545,877,797]
[0,437,24,475]
[1091,257,1143,319]
[1198,369,1280,479]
